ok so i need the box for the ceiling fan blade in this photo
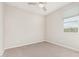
[42,7,47,11]
[27,2,47,11]
[27,2,37,5]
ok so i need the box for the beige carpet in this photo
[3,41,79,57]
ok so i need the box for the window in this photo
[64,16,79,32]
[63,3,79,32]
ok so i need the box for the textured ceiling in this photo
[5,2,71,15]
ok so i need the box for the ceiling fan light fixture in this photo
[27,2,47,11]
[38,2,46,8]
[38,3,44,8]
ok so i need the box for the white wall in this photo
[0,3,4,56]
[46,3,79,51]
[4,2,79,52]
[64,3,79,18]
[4,5,45,49]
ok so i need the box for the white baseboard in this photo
[5,40,79,53]
[5,40,45,50]
[46,40,79,52]
[0,50,4,57]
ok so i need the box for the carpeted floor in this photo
[3,41,79,57]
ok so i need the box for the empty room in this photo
[0,2,79,57]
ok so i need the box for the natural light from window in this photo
[64,16,79,32]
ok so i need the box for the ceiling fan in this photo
[27,2,47,11]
